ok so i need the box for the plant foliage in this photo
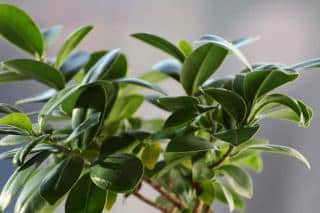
[0,3,318,213]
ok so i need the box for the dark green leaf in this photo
[82,49,120,84]
[90,153,143,192]
[181,43,228,95]
[166,135,213,153]
[204,88,247,122]
[0,113,32,133]
[157,96,199,111]
[131,32,185,62]
[220,164,253,198]
[0,4,44,56]
[40,155,84,204]
[61,51,90,81]
[246,144,310,169]
[0,151,49,211]
[214,125,259,146]
[0,70,30,84]
[163,109,198,129]
[55,25,93,68]
[3,59,65,89]
[41,25,63,49]
[65,173,106,213]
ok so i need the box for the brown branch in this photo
[193,199,203,213]
[133,191,169,212]
[209,145,233,169]
[203,204,213,213]
[144,178,187,209]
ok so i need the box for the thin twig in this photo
[144,178,187,209]
[209,145,233,169]
[193,198,203,213]
[133,191,169,212]
[203,204,213,213]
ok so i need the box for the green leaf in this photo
[178,40,193,56]
[114,77,166,95]
[90,153,143,192]
[220,164,253,198]
[40,155,84,204]
[84,50,128,80]
[232,36,259,48]
[157,96,199,111]
[3,59,65,89]
[0,124,29,136]
[0,70,30,84]
[246,144,310,169]
[55,25,93,68]
[166,135,213,153]
[107,95,144,122]
[240,69,299,102]
[214,125,259,146]
[181,43,228,95]
[199,180,215,205]
[65,173,106,213]
[204,88,247,122]
[163,109,198,129]
[0,151,49,211]
[131,32,185,62]
[152,59,181,81]
[66,112,100,143]
[196,34,252,70]
[290,58,320,71]
[215,182,235,212]
[202,75,234,89]
[0,103,21,114]
[41,25,63,49]
[104,191,117,210]
[100,135,138,157]
[82,49,120,84]
[14,165,56,213]
[0,135,30,146]
[0,113,32,133]
[15,89,56,105]
[142,143,162,169]
[61,51,90,81]
[238,153,263,173]
[0,4,44,56]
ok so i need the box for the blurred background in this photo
[0,0,320,212]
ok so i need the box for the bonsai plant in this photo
[0,3,318,213]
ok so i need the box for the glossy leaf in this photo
[178,40,193,56]
[220,164,253,198]
[0,113,32,133]
[41,25,63,49]
[214,125,259,146]
[40,155,84,204]
[90,153,143,192]
[0,103,21,114]
[152,59,181,81]
[0,124,29,135]
[3,59,65,89]
[181,43,228,95]
[132,32,185,62]
[114,77,166,95]
[61,51,90,81]
[65,173,106,213]
[163,109,198,129]
[247,144,310,169]
[15,89,56,105]
[0,4,44,56]
[204,88,247,122]
[0,70,30,84]
[55,25,93,68]
[166,135,213,153]
[0,135,30,146]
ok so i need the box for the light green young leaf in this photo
[0,113,32,133]
[55,25,93,68]
[178,40,193,56]
[0,3,44,57]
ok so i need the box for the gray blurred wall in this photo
[1,1,320,212]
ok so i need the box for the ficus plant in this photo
[0,3,318,213]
